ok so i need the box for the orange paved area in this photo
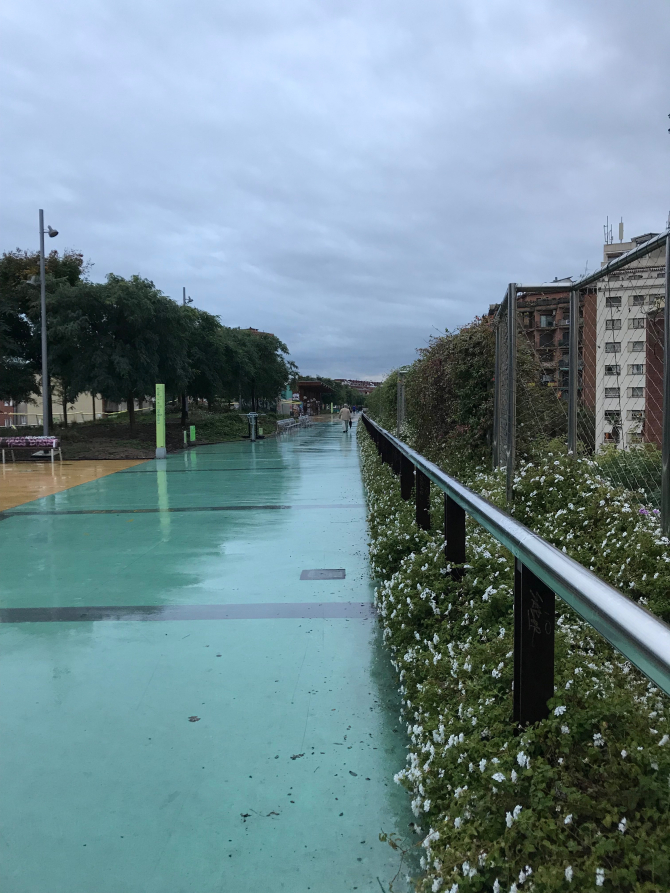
[0,459,145,511]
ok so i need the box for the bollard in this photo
[155,383,166,459]
[247,412,258,442]
[183,430,187,446]
[416,469,431,530]
[190,425,196,442]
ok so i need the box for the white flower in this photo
[454,817,461,829]
[493,880,500,893]
[510,885,518,893]
[479,758,487,772]
[565,866,573,882]
[511,769,518,783]
[423,799,431,811]
[431,879,442,892]
[516,751,528,768]
[513,804,522,819]
[621,749,627,758]
[593,733,604,747]
[554,706,567,716]
[596,868,605,886]
[618,817,627,833]
[505,811,513,828]
[518,869,526,883]
[561,725,570,734]
[492,772,506,783]
[564,814,573,825]
[659,734,669,746]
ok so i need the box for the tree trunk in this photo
[181,392,188,427]
[92,394,96,422]
[127,394,135,431]
[62,394,68,427]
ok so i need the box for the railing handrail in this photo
[362,413,670,697]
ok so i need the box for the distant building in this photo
[333,379,378,395]
[594,233,666,449]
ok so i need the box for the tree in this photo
[48,275,190,430]
[0,248,87,417]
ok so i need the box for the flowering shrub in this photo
[360,427,670,892]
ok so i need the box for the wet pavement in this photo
[0,421,414,893]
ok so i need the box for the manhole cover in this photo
[300,569,346,580]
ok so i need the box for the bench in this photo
[0,436,62,464]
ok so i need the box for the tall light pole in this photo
[39,210,58,435]
[181,287,193,425]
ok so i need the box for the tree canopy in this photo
[0,248,296,427]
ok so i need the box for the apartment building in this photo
[595,233,666,449]
[518,290,577,399]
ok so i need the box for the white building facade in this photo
[595,233,666,450]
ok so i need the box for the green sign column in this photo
[155,383,166,458]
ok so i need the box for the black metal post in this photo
[400,455,414,500]
[513,559,555,726]
[444,494,466,580]
[416,469,431,530]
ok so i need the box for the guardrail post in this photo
[416,470,431,530]
[392,443,402,475]
[513,559,555,726]
[400,455,413,500]
[444,495,466,580]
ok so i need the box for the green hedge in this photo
[359,426,670,892]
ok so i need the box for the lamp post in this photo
[38,209,58,436]
[181,287,193,425]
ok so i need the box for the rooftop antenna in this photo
[618,218,624,243]
[603,216,613,245]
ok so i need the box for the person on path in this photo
[339,404,351,433]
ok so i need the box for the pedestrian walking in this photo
[339,404,351,433]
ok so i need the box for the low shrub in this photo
[360,426,670,893]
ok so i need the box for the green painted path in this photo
[0,421,415,893]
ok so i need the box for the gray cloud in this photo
[1,0,669,379]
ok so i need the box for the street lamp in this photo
[39,209,58,436]
[181,287,193,425]
[397,365,410,436]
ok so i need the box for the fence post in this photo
[662,235,670,536]
[416,470,431,530]
[397,368,408,436]
[400,455,413,500]
[568,288,579,456]
[513,559,555,726]
[444,494,465,580]
[506,284,517,503]
[493,319,501,468]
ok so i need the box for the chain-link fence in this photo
[493,229,670,525]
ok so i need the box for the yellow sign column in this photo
[155,383,166,459]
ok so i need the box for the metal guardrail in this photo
[362,413,670,724]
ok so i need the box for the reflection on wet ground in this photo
[0,421,415,893]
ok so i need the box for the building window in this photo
[627,432,643,444]
[605,342,621,353]
[539,332,555,347]
[631,295,646,306]
[605,296,622,308]
[629,341,645,352]
[604,410,621,422]
[603,431,620,443]
[605,319,622,330]
[628,364,645,375]
[539,315,554,328]
[628,409,645,419]
[605,387,620,398]
[628,387,644,398]
[604,364,621,375]
[629,318,645,329]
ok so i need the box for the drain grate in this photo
[300,569,346,580]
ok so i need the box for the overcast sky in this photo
[1,0,669,380]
